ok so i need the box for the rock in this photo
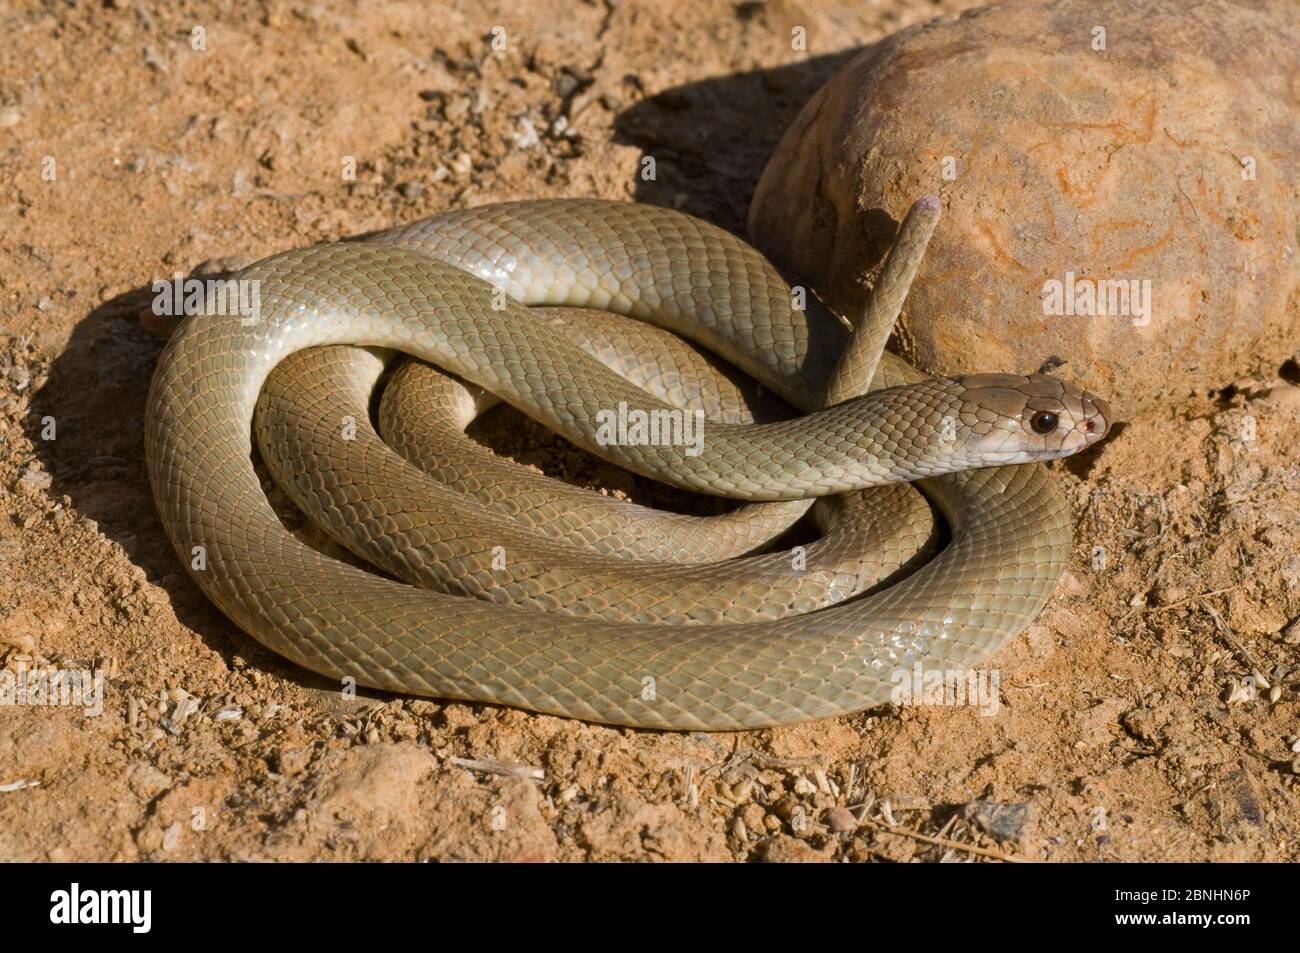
[960,799,1035,845]
[750,0,1300,414]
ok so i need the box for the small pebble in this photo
[162,822,182,851]
[729,780,754,803]
[1153,585,1187,606]
[448,152,472,177]
[824,806,858,833]
[514,117,540,149]
[17,467,51,493]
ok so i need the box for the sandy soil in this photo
[1,0,1298,862]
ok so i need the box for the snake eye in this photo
[1029,411,1059,435]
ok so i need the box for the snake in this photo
[144,198,1111,730]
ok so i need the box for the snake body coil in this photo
[145,199,1109,729]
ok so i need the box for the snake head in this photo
[956,373,1112,464]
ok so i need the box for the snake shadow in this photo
[27,289,383,702]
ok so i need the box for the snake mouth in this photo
[977,445,1071,467]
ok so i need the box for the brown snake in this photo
[145,197,1110,729]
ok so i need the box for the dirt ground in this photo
[1,0,1298,862]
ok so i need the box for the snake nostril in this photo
[1084,418,1097,434]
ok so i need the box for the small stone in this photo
[513,117,540,149]
[960,800,1035,845]
[554,73,580,99]
[397,181,425,200]
[824,805,858,833]
[740,802,765,833]
[448,152,472,177]
[161,822,182,851]
[127,762,172,800]
[0,107,21,128]
[142,46,166,71]
[1153,585,1187,606]
[443,97,470,122]
[17,467,51,493]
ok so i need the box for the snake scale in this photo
[145,198,1110,730]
